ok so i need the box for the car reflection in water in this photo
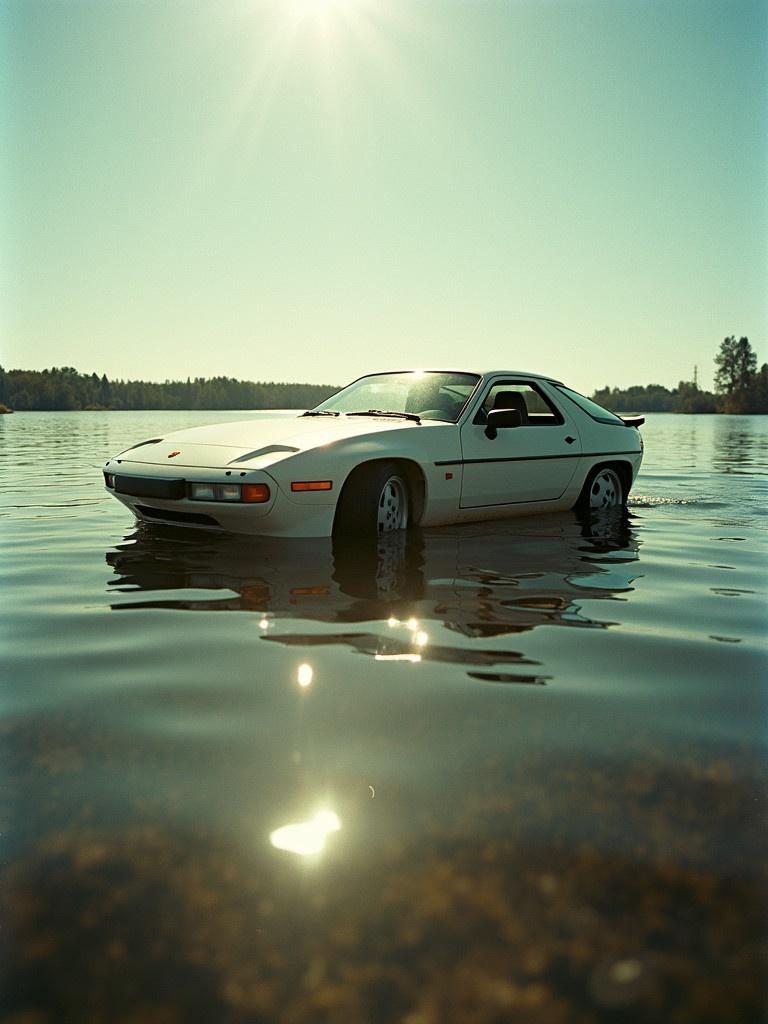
[106,510,641,685]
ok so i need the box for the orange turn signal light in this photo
[242,483,271,503]
[291,480,332,492]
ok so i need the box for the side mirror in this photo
[484,407,522,440]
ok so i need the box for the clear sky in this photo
[3,0,766,392]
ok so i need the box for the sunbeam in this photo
[185,0,415,197]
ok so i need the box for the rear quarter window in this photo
[555,386,624,425]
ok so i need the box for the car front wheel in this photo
[334,462,410,536]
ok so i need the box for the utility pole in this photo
[693,364,698,389]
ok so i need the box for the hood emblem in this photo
[167,450,181,458]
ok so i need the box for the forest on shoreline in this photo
[2,337,765,414]
[0,367,338,413]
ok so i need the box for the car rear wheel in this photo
[576,466,624,511]
[334,462,410,536]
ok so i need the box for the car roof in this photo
[365,368,564,385]
[481,369,563,384]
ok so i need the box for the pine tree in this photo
[714,336,757,402]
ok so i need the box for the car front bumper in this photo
[104,461,337,538]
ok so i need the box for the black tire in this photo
[334,462,410,537]
[575,465,624,512]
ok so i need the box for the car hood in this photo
[117,414,423,469]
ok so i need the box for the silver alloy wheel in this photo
[589,468,622,509]
[376,475,409,532]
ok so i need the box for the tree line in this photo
[0,337,764,413]
[593,336,766,414]
[0,367,339,412]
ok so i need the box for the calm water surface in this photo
[1,411,766,1023]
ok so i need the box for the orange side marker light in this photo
[291,481,333,492]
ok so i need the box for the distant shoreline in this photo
[0,367,339,414]
[3,401,765,413]
[1,366,765,414]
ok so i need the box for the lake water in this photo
[1,411,766,1023]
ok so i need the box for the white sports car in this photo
[103,369,644,537]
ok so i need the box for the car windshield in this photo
[311,371,481,423]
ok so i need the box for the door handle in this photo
[565,436,576,444]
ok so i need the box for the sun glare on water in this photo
[269,809,342,856]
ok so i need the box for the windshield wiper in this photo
[346,409,421,423]
[301,410,340,417]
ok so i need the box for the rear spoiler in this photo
[620,416,645,428]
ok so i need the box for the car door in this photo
[458,380,581,508]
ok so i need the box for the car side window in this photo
[473,383,563,426]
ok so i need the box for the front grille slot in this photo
[135,505,220,527]
[115,476,186,500]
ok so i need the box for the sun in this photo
[289,0,351,26]
[189,0,402,190]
